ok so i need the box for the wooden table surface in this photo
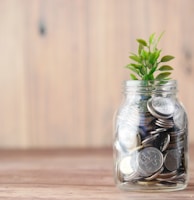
[0,146,193,199]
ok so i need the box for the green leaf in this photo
[149,50,161,64]
[149,33,155,44]
[157,31,165,44]
[139,66,146,75]
[148,74,154,80]
[141,49,148,59]
[127,65,140,74]
[129,63,142,69]
[138,44,144,55]
[155,72,171,80]
[158,65,173,71]
[129,53,141,63]
[148,65,158,75]
[130,74,138,80]
[142,74,150,80]
[136,39,147,46]
[160,55,175,62]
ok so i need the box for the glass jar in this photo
[113,80,188,192]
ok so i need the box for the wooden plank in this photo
[0,146,192,199]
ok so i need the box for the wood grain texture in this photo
[0,0,194,148]
[0,146,193,199]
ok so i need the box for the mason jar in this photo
[113,80,188,192]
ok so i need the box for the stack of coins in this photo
[115,95,188,186]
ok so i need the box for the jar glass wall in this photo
[113,80,188,192]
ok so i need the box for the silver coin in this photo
[164,149,182,171]
[155,119,174,128]
[155,122,173,129]
[138,147,163,176]
[119,151,139,181]
[119,155,135,175]
[151,97,175,116]
[142,134,159,147]
[158,118,174,125]
[147,97,175,119]
[161,134,170,152]
[147,99,164,119]
[150,132,170,152]
[150,128,167,135]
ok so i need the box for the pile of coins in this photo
[115,95,188,187]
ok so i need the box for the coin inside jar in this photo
[119,151,139,176]
[147,97,175,119]
[137,147,163,177]
[119,156,134,175]
[164,149,182,171]
[142,134,159,147]
[152,97,175,116]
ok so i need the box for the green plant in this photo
[126,33,175,81]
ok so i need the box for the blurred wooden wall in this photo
[0,0,194,148]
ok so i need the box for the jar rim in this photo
[124,79,177,86]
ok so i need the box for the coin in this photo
[160,134,170,152]
[119,151,139,181]
[155,119,174,128]
[138,147,163,176]
[142,132,170,152]
[152,97,175,116]
[147,97,175,119]
[164,149,182,171]
[142,134,159,147]
[147,99,163,119]
[129,145,144,154]
[150,128,167,135]
[119,156,134,175]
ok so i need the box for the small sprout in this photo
[126,33,175,81]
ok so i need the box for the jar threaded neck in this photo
[124,80,177,95]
